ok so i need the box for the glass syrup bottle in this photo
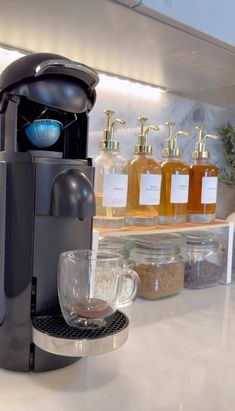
[159,122,190,224]
[125,117,161,226]
[187,126,218,222]
[93,109,127,229]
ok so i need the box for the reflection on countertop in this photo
[0,284,235,411]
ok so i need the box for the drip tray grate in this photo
[32,311,129,357]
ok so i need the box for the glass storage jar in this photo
[98,236,137,301]
[183,232,223,289]
[130,234,184,299]
[98,236,135,269]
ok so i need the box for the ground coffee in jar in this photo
[183,232,223,288]
[130,234,185,299]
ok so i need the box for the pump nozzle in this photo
[104,109,115,130]
[99,109,125,150]
[110,118,126,139]
[135,117,159,154]
[192,126,218,159]
[163,121,190,157]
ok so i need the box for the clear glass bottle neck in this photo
[99,148,119,155]
[193,157,209,165]
[164,155,182,162]
[134,152,152,158]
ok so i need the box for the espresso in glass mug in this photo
[57,249,140,328]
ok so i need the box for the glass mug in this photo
[57,250,140,328]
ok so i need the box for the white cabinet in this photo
[1,0,235,106]
[135,0,235,47]
[115,0,141,6]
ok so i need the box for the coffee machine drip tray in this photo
[32,311,129,357]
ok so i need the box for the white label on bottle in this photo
[201,176,218,204]
[170,174,189,203]
[139,174,162,205]
[102,173,128,207]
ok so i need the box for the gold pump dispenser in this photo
[192,126,218,160]
[188,126,218,223]
[135,117,159,154]
[126,116,161,226]
[159,121,190,224]
[99,109,125,150]
[93,109,128,229]
[163,121,190,157]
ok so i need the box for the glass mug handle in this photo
[117,268,140,308]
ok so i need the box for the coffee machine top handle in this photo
[35,59,99,88]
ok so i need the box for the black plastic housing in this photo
[0,53,98,371]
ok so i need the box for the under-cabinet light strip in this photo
[98,73,166,99]
[0,45,167,98]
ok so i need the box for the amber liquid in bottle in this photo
[187,160,218,222]
[159,158,189,224]
[126,153,162,226]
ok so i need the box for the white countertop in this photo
[1,284,235,411]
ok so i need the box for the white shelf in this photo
[94,219,230,237]
[93,219,234,285]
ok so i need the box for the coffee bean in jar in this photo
[130,234,185,299]
[183,232,223,289]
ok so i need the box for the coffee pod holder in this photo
[32,311,129,357]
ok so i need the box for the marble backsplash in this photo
[0,50,233,169]
[88,79,235,171]
[0,51,233,169]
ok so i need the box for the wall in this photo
[89,79,235,220]
[88,77,234,172]
[0,48,234,217]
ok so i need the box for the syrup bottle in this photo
[125,117,161,226]
[159,122,190,224]
[93,109,127,229]
[187,126,218,222]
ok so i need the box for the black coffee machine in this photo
[0,53,129,372]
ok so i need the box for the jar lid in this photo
[134,233,184,253]
[98,236,135,257]
[186,231,220,247]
